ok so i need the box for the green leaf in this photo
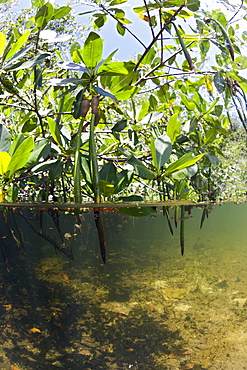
[186,0,200,11]
[140,112,163,124]
[93,86,119,104]
[32,0,45,6]
[82,32,103,72]
[117,22,125,36]
[47,78,86,87]
[165,153,205,176]
[213,72,226,93]
[113,169,133,194]
[80,155,93,189]
[21,119,37,133]
[155,133,172,169]
[94,14,107,29]
[119,195,144,202]
[12,53,50,70]
[232,56,247,70]
[213,105,223,117]
[179,94,196,110]
[58,61,89,73]
[8,134,24,157]
[5,31,31,61]
[138,101,149,122]
[52,6,71,19]
[0,152,11,176]
[32,158,58,173]
[98,61,132,76]
[202,97,219,117]
[166,113,181,144]
[112,119,127,132]
[47,117,63,147]
[35,3,54,30]
[7,137,34,179]
[0,32,6,57]
[3,45,33,71]
[23,139,49,169]
[49,159,63,181]
[99,180,115,197]
[109,0,128,5]
[0,124,11,152]
[114,86,139,101]
[172,163,198,180]
[150,137,157,169]
[128,155,156,180]
[100,162,117,183]
[204,128,217,144]
[107,72,136,95]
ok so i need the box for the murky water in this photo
[0,202,247,369]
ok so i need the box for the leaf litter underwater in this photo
[0,202,247,369]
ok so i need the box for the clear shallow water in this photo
[0,202,247,369]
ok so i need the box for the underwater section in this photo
[0,202,247,369]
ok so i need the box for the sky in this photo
[11,0,152,60]
[3,0,247,62]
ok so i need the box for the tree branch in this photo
[134,40,195,86]
[99,3,146,48]
[228,0,243,24]
[134,1,187,72]
[144,0,155,39]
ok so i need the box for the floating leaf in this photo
[118,206,156,217]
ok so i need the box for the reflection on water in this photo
[0,202,247,369]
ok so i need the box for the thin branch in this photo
[134,40,195,86]
[139,70,217,82]
[134,1,187,72]
[137,82,171,94]
[159,9,163,63]
[38,86,51,107]
[228,0,243,24]
[134,175,164,195]
[99,4,146,48]
[144,0,155,38]
[0,102,35,112]
[0,77,36,110]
